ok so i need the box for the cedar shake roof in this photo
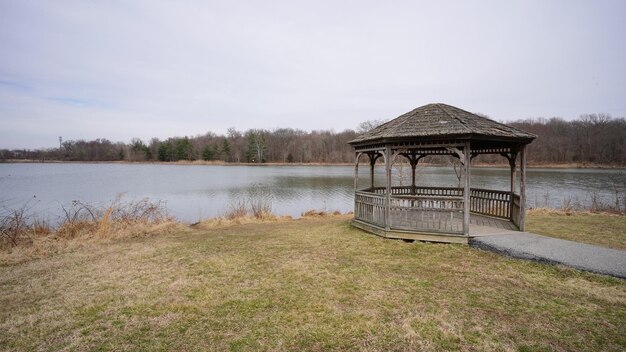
[349,103,536,145]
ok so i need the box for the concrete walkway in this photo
[470,232,626,279]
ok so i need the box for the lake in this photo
[0,163,624,223]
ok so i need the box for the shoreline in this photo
[2,159,625,169]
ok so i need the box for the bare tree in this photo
[356,119,388,133]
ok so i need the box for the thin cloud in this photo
[1,0,625,148]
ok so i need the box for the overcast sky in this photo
[1,0,625,149]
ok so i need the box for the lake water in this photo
[0,163,624,223]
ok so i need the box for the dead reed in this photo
[222,184,275,220]
[0,196,178,264]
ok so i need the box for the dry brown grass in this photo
[197,207,348,231]
[222,187,275,220]
[194,214,292,230]
[301,209,344,217]
[0,197,179,265]
[0,214,624,351]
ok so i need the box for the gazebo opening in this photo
[349,103,536,244]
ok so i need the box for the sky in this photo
[1,0,625,149]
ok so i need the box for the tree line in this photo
[0,128,359,164]
[1,114,624,165]
[508,114,626,165]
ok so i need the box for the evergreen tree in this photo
[157,141,172,161]
[174,137,194,161]
[222,139,231,161]
[202,144,217,161]
[245,130,266,163]
[130,138,151,161]
[144,147,152,160]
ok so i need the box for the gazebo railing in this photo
[511,194,521,227]
[389,195,464,234]
[355,188,465,234]
[354,191,386,228]
[469,188,511,219]
[364,186,463,197]
[357,186,517,221]
[390,195,464,211]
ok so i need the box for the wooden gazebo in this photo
[349,103,536,244]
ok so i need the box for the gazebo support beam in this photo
[370,156,375,189]
[500,150,518,222]
[354,152,362,191]
[384,146,392,231]
[399,151,427,195]
[463,142,471,236]
[411,162,417,195]
[520,145,527,231]
[367,152,382,190]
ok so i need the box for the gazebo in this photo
[349,103,536,244]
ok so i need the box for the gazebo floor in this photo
[469,214,518,234]
[352,213,519,244]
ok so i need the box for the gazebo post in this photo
[510,157,516,194]
[369,153,376,190]
[411,162,416,195]
[463,142,471,236]
[410,155,419,195]
[354,152,361,191]
[519,145,527,231]
[508,150,516,221]
[384,146,392,231]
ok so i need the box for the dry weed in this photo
[300,209,345,217]
[0,196,176,264]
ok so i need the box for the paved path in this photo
[470,232,626,279]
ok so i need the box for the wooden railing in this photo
[511,194,521,226]
[355,187,465,234]
[354,191,386,228]
[364,186,462,197]
[469,188,511,219]
[390,195,463,211]
[358,186,516,220]
[389,195,464,234]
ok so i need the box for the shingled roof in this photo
[349,103,536,145]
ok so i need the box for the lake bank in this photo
[1,213,624,351]
[3,158,626,169]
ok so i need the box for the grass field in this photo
[1,214,625,351]
[526,210,626,250]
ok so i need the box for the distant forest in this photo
[2,114,625,165]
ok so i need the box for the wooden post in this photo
[385,146,392,231]
[463,142,471,236]
[411,163,417,195]
[370,155,375,190]
[354,152,361,192]
[519,145,527,231]
[510,160,516,194]
[509,152,516,221]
